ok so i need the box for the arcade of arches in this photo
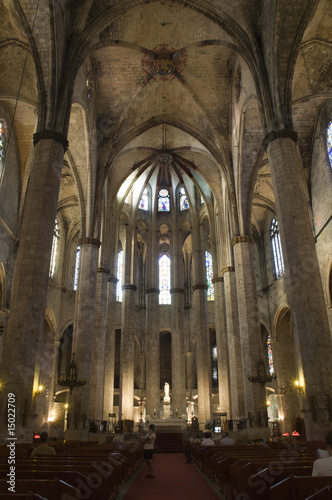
[0,0,331,443]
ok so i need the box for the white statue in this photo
[163,382,170,403]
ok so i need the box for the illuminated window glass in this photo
[0,120,6,179]
[212,343,218,385]
[158,189,170,212]
[139,188,148,210]
[159,254,171,304]
[200,195,204,204]
[179,187,189,211]
[327,122,332,168]
[116,250,123,302]
[73,246,80,290]
[206,251,214,301]
[267,334,274,375]
[270,218,285,279]
[49,219,59,277]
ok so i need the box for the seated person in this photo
[220,431,235,446]
[31,432,56,457]
[201,432,215,446]
[312,431,332,476]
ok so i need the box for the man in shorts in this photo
[141,424,156,478]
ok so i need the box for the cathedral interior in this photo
[0,0,331,443]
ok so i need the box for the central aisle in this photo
[121,453,224,500]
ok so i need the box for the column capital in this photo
[221,266,235,274]
[108,277,118,283]
[263,129,298,149]
[122,284,137,291]
[170,287,185,294]
[230,235,253,246]
[146,287,160,294]
[97,267,110,274]
[192,284,208,291]
[212,277,223,284]
[33,129,69,151]
[78,237,101,247]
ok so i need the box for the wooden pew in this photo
[0,479,78,500]
[270,476,332,500]
[306,485,332,499]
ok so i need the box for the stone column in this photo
[222,266,245,419]
[103,277,117,421]
[264,130,332,439]
[212,276,230,417]
[0,131,67,441]
[89,267,109,421]
[231,236,267,428]
[170,288,186,417]
[119,284,137,421]
[185,351,196,391]
[145,288,160,417]
[69,237,100,433]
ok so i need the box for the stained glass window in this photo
[212,344,218,384]
[73,246,80,291]
[158,189,170,212]
[116,250,123,302]
[159,254,171,304]
[271,218,285,279]
[0,120,5,179]
[179,187,189,211]
[200,195,204,204]
[49,219,59,277]
[267,334,274,375]
[327,122,332,168]
[206,251,214,301]
[139,188,148,210]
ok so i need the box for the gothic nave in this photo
[0,0,331,443]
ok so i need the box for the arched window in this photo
[0,119,6,180]
[205,251,214,301]
[212,342,218,385]
[49,219,59,277]
[179,186,189,211]
[116,250,123,302]
[327,121,332,168]
[270,218,285,278]
[139,188,148,210]
[267,334,274,375]
[159,254,171,304]
[158,189,170,212]
[73,246,80,290]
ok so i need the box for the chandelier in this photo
[57,353,87,394]
[248,360,277,385]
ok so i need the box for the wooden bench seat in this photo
[270,475,332,500]
[0,479,78,500]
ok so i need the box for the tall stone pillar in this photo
[89,267,109,420]
[264,130,332,439]
[222,266,245,419]
[145,288,160,417]
[212,276,230,417]
[231,236,267,428]
[103,277,117,420]
[70,237,100,432]
[0,131,67,441]
[119,284,137,420]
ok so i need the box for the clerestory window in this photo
[205,251,214,301]
[270,218,285,279]
[159,254,171,304]
[49,219,59,278]
[116,250,123,302]
[158,189,170,212]
[73,246,80,290]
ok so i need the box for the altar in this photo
[149,418,187,432]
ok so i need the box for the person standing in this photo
[141,424,156,478]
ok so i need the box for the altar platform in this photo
[149,418,187,432]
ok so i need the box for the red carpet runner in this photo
[122,453,222,500]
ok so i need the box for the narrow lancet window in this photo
[49,219,59,278]
[139,188,148,210]
[206,251,214,301]
[158,189,170,212]
[116,250,123,302]
[73,246,80,290]
[327,121,332,168]
[179,186,189,211]
[0,120,6,180]
[212,343,218,385]
[270,218,285,278]
[159,254,171,304]
[267,334,274,375]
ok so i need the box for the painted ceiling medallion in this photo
[154,55,174,75]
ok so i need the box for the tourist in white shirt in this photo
[312,430,332,476]
[201,433,215,446]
